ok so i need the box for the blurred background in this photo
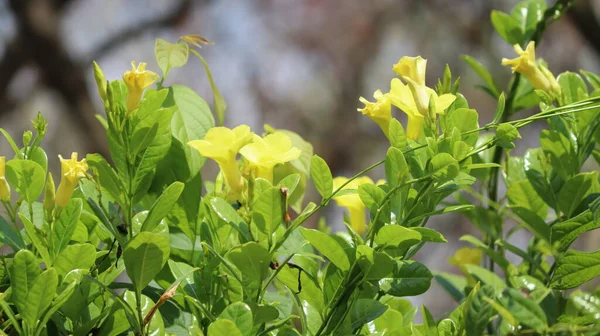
[1,0,599,318]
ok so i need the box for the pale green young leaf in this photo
[5,159,45,202]
[412,227,447,243]
[155,39,189,79]
[445,108,479,146]
[86,153,123,203]
[310,155,332,199]
[580,70,600,90]
[22,268,57,328]
[510,0,546,39]
[210,197,251,242]
[557,72,588,105]
[434,272,467,302]
[463,264,506,291]
[492,92,506,124]
[124,232,170,291]
[540,130,579,181]
[300,228,350,271]
[375,225,422,250]
[495,123,521,149]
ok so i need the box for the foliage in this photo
[0,1,600,335]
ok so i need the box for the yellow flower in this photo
[188,125,253,193]
[123,61,159,112]
[239,132,301,183]
[358,90,393,137]
[501,42,560,97]
[393,56,427,86]
[55,153,88,208]
[0,156,10,201]
[389,78,425,140]
[448,247,483,283]
[332,176,374,235]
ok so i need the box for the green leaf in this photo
[570,290,600,321]
[511,206,550,242]
[389,118,407,150]
[523,147,558,209]
[253,187,284,236]
[412,227,447,243]
[581,70,600,90]
[379,261,432,297]
[124,232,170,290]
[428,153,459,183]
[300,228,350,271]
[0,128,22,157]
[463,264,506,291]
[22,268,57,328]
[465,285,496,336]
[557,71,588,105]
[350,299,388,330]
[495,123,521,149]
[310,155,333,199]
[507,180,548,219]
[9,249,41,314]
[445,108,479,146]
[53,243,96,279]
[492,92,506,124]
[124,291,165,335]
[86,154,123,203]
[551,210,597,252]
[375,225,422,250]
[53,198,83,255]
[540,130,578,181]
[491,10,523,45]
[385,147,409,187]
[373,308,406,334]
[219,302,253,336]
[165,85,214,180]
[226,242,270,301]
[460,55,501,98]
[511,0,546,39]
[19,214,51,266]
[155,39,189,79]
[508,276,549,303]
[208,319,243,336]
[558,172,599,217]
[5,159,45,202]
[434,272,467,302]
[190,50,227,126]
[500,288,547,332]
[210,197,251,242]
[0,215,24,249]
[551,249,600,290]
[141,181,184,232]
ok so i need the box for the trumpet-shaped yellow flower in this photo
[393,56,427,86]
[123,61,159,112]
[0,156,10,201]
[188,125,253,193]
[332,176,374,235]
[448,247,483,284]
[358,90,393,137]
[55,153,88,208]
[239,132,301,183]
[388,78,425,140]
[501,42,561,97]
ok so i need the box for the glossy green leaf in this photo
[465,285,496,336]
[511,0,546,39]
[445,108,479,146]
[389,118,407,150]
[141,181,184,232]
[22,268,57,328]
[491,10,523,45]
[558,172,599,217]
[53,243,96,279]
[124,291,165,335]
[385,147,409,187]
[9,249,41,315]
[5,159,45,202]
[540,130,578,181]
[557,71,588,105]
[53,198,83,255]
[495,123,521,149]
[253,187,284,236]
[300,228,350,271]
[219,302,253,336]
[429,153,459,183]
[551,249,600,290]
[510,206,550,242]
[208,319,243,336]
[372,308,405,334]
[581,70,600,90]
[508,276,549,303]
[155,39,189,79]
[375,225,422,249]
[379,261,432,297]
[210,197,251,242]
[124,232,170,290]
[412,227,447,243]
[523,147,558,209]
[226,242,270,301]
[507,180,548,219]
[500,288,547,332]
[551,210,596,252]
[310,155,333,199]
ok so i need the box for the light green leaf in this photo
[379,261,432,297]
[124,232,170,290]
[210,197,251,242]
[253,187,284,236]
[434,272,467,302]
[385,147,409,187]
[511,0,546,39]
[558,172,599,217]
[0,215,24,249]
[500,288,547,332]
[551,210,596,252]
[375,225,422,249]
[523,147,558,209]
[557,71,588,105]
[412,227,447,243]
[53,243,96,279]
[463,264,506,291]
[141,181,184,232]
[540,130,578,181]
[492,92,506,124]
[460,55,501,97]
[495,123,521,149]
[53,198,83,255]
[219,302,253,336]
[86,153,123,203]
[22,268,57,328]
[190,49,227,126]
[508,276,549,303]
[465,285,496,336]
[310,155,333,199]
[208,319,243,336]
[155,39,189,79]
[510,206,550,242]
[9,249,41,315]
[389,118,407,150]
[300,228,350,271]
[445,108,479,146]
[19,214,51,266]
[428,153,459,183]
[491,10,523,45]
[507,180,548,219]
[372,308,406,334]
[226,242,270,301]
[5,159,45,202]
[581,70,600,90]
[551,249,600,290]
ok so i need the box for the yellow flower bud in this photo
[393,56,427,86]
[55,153,88,208]
[93,61,108,102]
[123,61,159,113]
[357,90,393,137]
[501,42,561,97]
[239,133,301,184]
[0,157,10,202]
[332,176,374,235]
[188,125,253,194]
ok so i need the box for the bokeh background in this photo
[1,0,599,318]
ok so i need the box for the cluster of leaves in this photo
[0,1,598,335]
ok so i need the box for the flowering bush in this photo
[1,1,600,335]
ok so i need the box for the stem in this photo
[135,289,145,336]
